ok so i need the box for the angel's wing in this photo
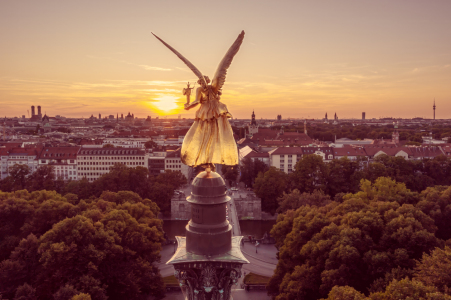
[211,31,245,94]
[152,33,207,87]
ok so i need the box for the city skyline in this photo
[1,0,451,119]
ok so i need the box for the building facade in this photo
[38,147,79,180]
[165,148,192,180]
[0,147,41,179]
[77,147,147,181]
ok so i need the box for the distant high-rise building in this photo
[31,106,35,117]
[99,113,101,120]
[37,106,42,118]
[277,114,282,121]
[362,112,366,120]
[433,99,436,120]
[304,120,307,135]
[121,113,124,120]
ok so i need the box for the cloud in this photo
[138,65,172,71]
[86,55,172,72]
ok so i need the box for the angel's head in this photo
[198,76,210,85]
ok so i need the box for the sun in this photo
[152,94,179,113]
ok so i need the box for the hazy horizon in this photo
[1,0,450,119]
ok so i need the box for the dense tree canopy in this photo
[268,178,451,299]
[254,167,287,215]
[0,165,186,215]
[0,190,165,300]
[240,157,269,188]
[253,153,451,214]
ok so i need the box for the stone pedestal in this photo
[167,171,248,300]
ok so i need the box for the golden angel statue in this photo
[152,31,244,169]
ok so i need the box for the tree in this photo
[277,189,331,213]
[154,170,187,190]
[26,165,55,192]
[290,154,328,194]
[222,165,238,186]
[144,140,157,149]
[326,157,363,196]
[239,157,269,188]
[0,194,35,262]
[0,234,41,299]
[102,144,114,148]
[268,178,440,299]
[72,294,92,300]
[369,278,451,300]
[53,284,80,300]
[321,285,366,300]
[7,165,30,191]
[254,167,287,214]
[414,247,451,294]
[14,283,37,300]
[0,191,165,300]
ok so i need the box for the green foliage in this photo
[222,165,239,186]
[254,167,287,214]
[72,294,92,300]
[369,278,451,300]
[7,165,30,191]
[14,283,37,300]
[102,144,114,148]
[268,178,442,300]
[291,154,328,193]
[239,157,269,188]
[321,285,367,300]
[26,165,56,192]
[0,164,185,215]
[255,153,451,214]
[414,247,451,294]
[277,189,331,213]
[0,190,165,300]
[144,140,157,149]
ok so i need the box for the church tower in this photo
[248,110,258,135]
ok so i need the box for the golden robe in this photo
[181,87,238,166]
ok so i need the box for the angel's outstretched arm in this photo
[184,87,203,110]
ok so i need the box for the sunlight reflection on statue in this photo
[153,31,245,171]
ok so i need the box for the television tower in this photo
[433,99,436,120]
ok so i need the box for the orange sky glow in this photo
[1,0,451,119]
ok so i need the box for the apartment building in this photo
[102,138,149,148]
[165,148,192,180]
[269,147,304,173]
[148,151,166,176]
[0,147,41,179]
[269,147,334,173]
[38,147,80,180]
[77,147,147,181]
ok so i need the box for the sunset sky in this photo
[1,0,450,119]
